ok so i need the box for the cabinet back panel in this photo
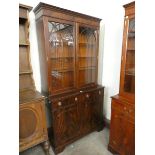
[19,74,34,90]
[19,46,31,72]
[19,20,27,43]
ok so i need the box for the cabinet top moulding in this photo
[33,2,101,26]
[19,4,32,19]
[123,1,135,16]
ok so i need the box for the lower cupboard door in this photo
[122,119,135,155]
[109,108,125,152]
[53,105,79,144]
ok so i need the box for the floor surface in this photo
[20,128,113,155]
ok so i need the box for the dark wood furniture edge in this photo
[19,3,33,11]
[111,94,134,104]
[33,2,102,21]
[123,1,135,8]
[104,117,110,129]
[49,85,104,99]
[48,123,104,154]
[108,144,119,154]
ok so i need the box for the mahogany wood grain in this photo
[19,4,50,154]
[108,2,135,155]
[34,3,104,154]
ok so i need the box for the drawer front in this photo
[51,95,79,111]
[112,99,134,121]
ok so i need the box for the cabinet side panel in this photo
[36,18,48,95]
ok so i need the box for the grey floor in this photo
[20,128,113,155]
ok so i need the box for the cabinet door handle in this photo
[112,140,116,144]
[80,90,83,93]
[86,94,89,98]
[114,114,118,118]
[129,109,132,113]
[99,91,101,95]
[75,97,78,101]
[58,101,62,106]
[124,107,127,110]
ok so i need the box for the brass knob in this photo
[86,94,89,98]
[129,109,132,113]
[58,101,62,106]
[75,97,78,101]
[112,140,116,144]
[114,115,118,118]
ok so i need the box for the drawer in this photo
[83,92,93,102]
[51,95,79,110]
[92,89,104,102]
[112,99,135,120]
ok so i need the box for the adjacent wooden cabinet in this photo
[19,4,50,154]
[34,3,104,154]
[108,2,135,155]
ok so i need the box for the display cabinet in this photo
[108,2,135,155]
[19,4,50,154]
[34,3,104,154]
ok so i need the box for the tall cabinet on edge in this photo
[34,3,104,154]
[108,2,135,155]
[19,4,50,155]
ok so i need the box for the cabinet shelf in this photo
[128,29,135,33]
[127,49,135,51]
[52,69,74,73]
[19,42,30,46]
[79,42,96,46]
[50,41,73,47]
[125,69,135,76]
[19,71,33,75]
[79,66,96,70]
[78,56,96,58]
[128,35,135,38]
[50,57,74,59]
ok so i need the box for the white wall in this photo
[19,0,133,120]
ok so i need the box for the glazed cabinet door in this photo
[53,100,79,145]
[47,18,76,94]
[120,15,135,100]
[77,24,98,88]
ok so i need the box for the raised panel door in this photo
[122,118,135,155]
[91,89,104,129]
[109,108,125,153]
[53,104,79,145]
[77,94,91,135]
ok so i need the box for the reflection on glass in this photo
[48,22,74,92]
[78,26,97,87]
[124,18,135,93]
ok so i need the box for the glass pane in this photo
[48,22,75,92]
[124,18,135,93]
[78,26,97,87]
